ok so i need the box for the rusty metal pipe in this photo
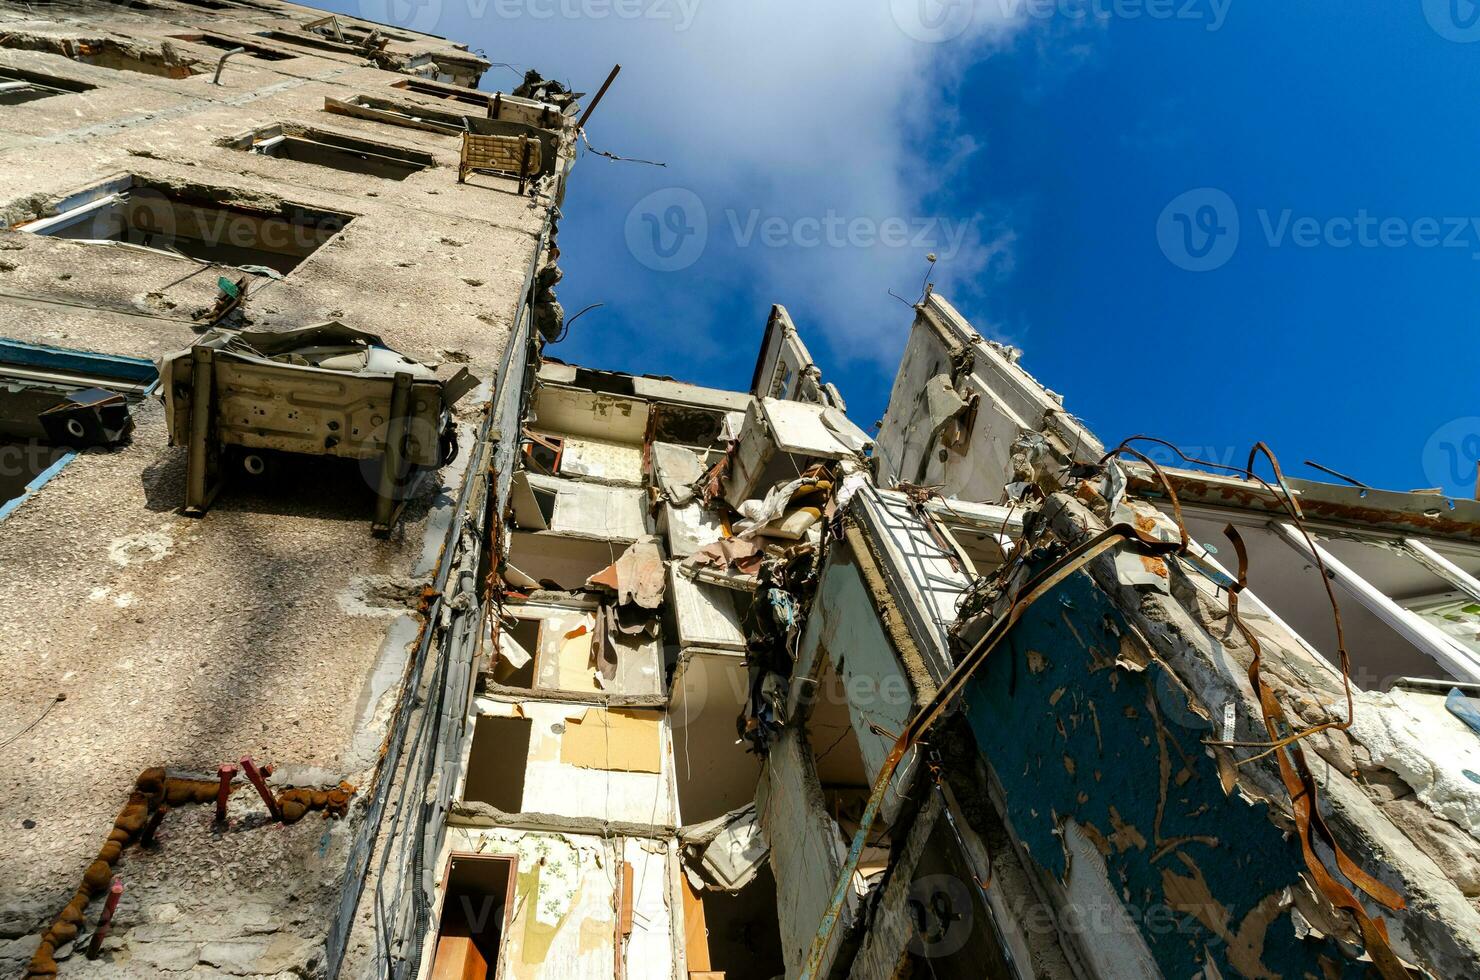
[140,804,168,847]
[211,47,246,86]
[239,756,280,822]
[575,64,621,131]
[86,880,124,959]
[215,763,237,824]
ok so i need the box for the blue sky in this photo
[337,0,1480,497]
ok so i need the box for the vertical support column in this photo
[517,137,533,196]
[374,371,413,536]
[184,345,218,516]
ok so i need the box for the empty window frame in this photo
[169,34,294,61]
[1177,510,1480,688]
[0,37,204,79]
[226,123,434,180]
[323,93,473,136]
[253,29,360,56]
[0,65,96,105]
[19,177,352,275]
[390,77,491,108]
[0,339,156,517]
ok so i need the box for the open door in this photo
[431,853,518,980]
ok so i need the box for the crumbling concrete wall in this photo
[0,0,570,975]
[873,294,1100,501]
[981,492,1480,978]
[757,727,851,979]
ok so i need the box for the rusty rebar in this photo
[140,804,168,847]
[86,880,123,959]
[238,756,280,822]
[215,763,237,824]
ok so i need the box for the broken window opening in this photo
[485,600,663,697]
[671,651,760,823]
[488,615,539,689]
[521,430,563,475]
[0,65,96,105]
[894,819,1013,979]
[685,864,786,979]
[0,37,204,79]
[807,657,894,894]
[253,29,360,56]
[0,339,156,514]
[1180,513,1478,689]
[20,177,352,275]
[226,123,435,181]
[462,715,533,813]
[430,853,517,980]
[390,77,492,108]
[169,34,294,61]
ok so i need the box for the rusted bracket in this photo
[372,371,414,536]
[183,346,222,517]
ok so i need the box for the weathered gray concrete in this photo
[0,1,566,975]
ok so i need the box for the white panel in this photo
[661,502,724,558]
[622,839,677,980]
[760,397,866,458]
[670,567,748,651]
[527,474,649,541]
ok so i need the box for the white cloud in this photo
[368,0,1028,374]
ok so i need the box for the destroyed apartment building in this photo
[3,3,1480,980]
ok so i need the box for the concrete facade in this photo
[0,1,571,976]
[5,4,1480,980]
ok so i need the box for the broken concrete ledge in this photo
[478,683,667,707]
[449,801,676,839]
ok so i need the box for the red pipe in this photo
[238,756,281,822]
[215,763,237,824]
[86,879,123,959]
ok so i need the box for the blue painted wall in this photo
[964,568,1363,977]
